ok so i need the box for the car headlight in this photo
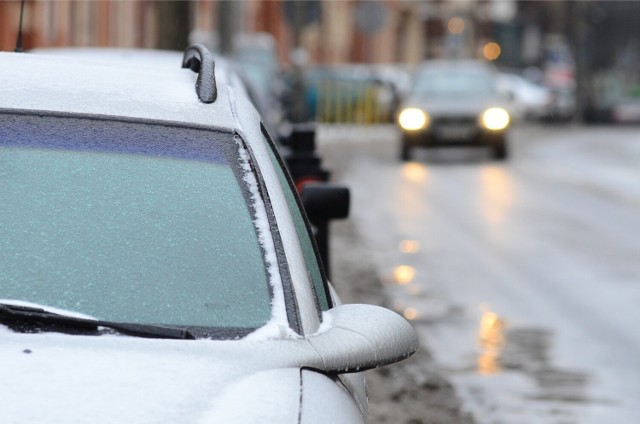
[398,108,429,131]
[480,107,510,130]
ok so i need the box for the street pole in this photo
[290,0,308,123]
[572,0,591,122]
[156,1,190,51]
[218,0,235,56]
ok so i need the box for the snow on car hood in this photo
[0,330,306,423]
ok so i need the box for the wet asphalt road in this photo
[319,123,640,423]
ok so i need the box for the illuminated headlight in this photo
[481,107,510,130]
[398,108,429,131]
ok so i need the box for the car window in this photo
[261,127,331,312]
[0,113,272,335]
[415,68,495,97]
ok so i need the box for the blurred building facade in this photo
[0,0,560,67]
[2,0,640,121]
[0,1,157,50]
[1,1,635,68]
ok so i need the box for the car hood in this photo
[0,330,309,423]
[403,96,504,118]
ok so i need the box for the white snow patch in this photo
[0,299,97,320]
[315,310,335,335]
[196,368,300,423]
[235,138,296,340]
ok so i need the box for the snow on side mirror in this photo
[306,304,419,373]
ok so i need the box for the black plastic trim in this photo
[233,130,304,335]
[182,44,218,104]
[260,124,334,313]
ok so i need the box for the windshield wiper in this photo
[0,303,195,340]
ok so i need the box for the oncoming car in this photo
[0,46,418,423]
[397,60,511,161]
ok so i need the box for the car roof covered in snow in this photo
[0,50,240,130]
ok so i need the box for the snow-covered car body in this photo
[0,48,418,423]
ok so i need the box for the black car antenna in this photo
[182,44,218,103]
[15,0,26,53]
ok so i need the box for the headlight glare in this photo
[398,108,429,131]
[481,107,510,130]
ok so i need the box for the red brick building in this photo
[0,0,518,66]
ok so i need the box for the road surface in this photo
[320,123,640,423]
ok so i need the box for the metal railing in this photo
[314,79,395,125]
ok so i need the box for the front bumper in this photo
[402,123,506,147]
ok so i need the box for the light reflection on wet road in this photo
[477,305,505,376]
[319,124,640,423]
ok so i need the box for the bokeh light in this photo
[402,163,428,183]
[403,307,418,321]
[399,240,421,254]
[393,265,416,285]
[477,305,505,375]
[447,17,465,35]
[483,42,502,61]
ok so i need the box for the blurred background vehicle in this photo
[397,59,510,161]
[586,70,640,123]
[496,72,553,121]
[611,97,640,124]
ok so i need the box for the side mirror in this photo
[236,305,418,374]
[300,183,350,222]
[306,304,419,373]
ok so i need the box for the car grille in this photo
[433,116,476,126]
[432,116,478,140]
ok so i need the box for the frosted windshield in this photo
[0,114,271,334]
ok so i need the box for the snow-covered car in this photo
[397,60,511,160]
[0,46,418,423]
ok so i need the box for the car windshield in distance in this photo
[414,67,496,98]
[0,113,272,336]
